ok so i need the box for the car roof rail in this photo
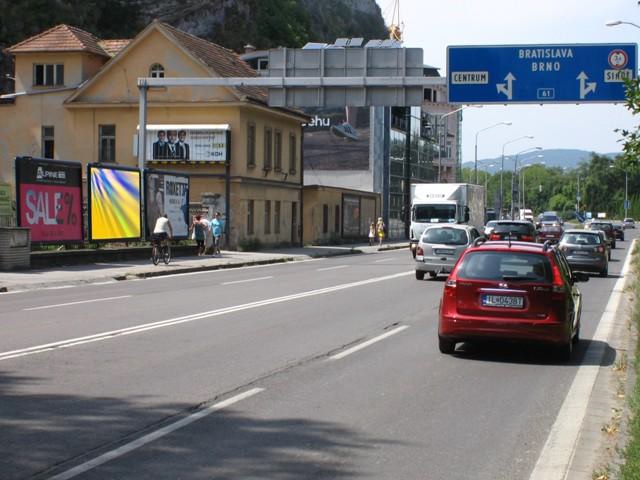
[542,240,554,252]
[472,236,487,247]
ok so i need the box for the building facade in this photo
[0,22,308,248]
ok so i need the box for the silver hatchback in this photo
[415,225,480,280]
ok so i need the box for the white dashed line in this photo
[330,325,409,360]
[221,276,274,285]
[24,295,133,311]
[317,265,348,272]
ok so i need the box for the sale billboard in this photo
[144,170,190,239]
[88,164,141,241]
[15,157,83,243]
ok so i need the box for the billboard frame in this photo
[143,168,190,239]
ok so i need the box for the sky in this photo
[375,0,640,164]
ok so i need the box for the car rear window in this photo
[562,233,601,245]
[590,223,612,231]
[422,228,469,245]
[493,223,532,235]
[457,251,552,282]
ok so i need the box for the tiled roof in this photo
[7,24,109,57]
[159,22,267,103]
[98,39,131,57]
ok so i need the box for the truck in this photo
[409,183,486,257]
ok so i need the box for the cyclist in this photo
[152,214,173,256]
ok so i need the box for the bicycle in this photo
[151,234,171,265]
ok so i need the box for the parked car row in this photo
[413,214,631,361]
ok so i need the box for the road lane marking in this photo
[317,265,348,272]
[49,388,264,480]
[43,285,75,290]
[23,295,132,311]
[330,325,410,360]
[221,276,273,285]
[0,271,412,362]
[528,239,636,480]
[374,258,394,263]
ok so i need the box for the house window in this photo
[42,126,54,158]
[34,64,64,86]
[274,201,281,234]
[257,58,269,72]
[149,63,165,78]
[247,200,254,235]
[334,205,340,233]
[323,204,329,234]
[263,127,272,170]
[289,134,297,174]
[99,125,116,162]
[264,200,271,234]
[247,123,256,167]
[274,130,282,171]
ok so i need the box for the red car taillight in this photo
[417,246,424,256]
[489,233,500,240]
[445,278,457,288]
[551,262,565,296]
[521,235,534,242]
[444,276,457,298]
[597,246,604,253]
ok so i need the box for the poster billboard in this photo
[15,157,83,243]
[144,170,190,239]
[144,124,230,163]
[303,107,370,171]
[88,164,141,241]
[342,194,361,238]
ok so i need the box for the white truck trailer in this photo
[409,183,486,257]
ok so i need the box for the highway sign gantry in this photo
[447,43,637,104]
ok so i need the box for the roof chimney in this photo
[244,44,256,54]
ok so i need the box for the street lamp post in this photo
[625,170,629,219]
[474,121,511,184]
[437,105,481,182]
[500,135,534,219]
[511,147,542,218]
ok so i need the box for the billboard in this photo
[303,107,370,170]
[144,170,190,239]
[144,124,230,163]
[88,164,141,241]
[15,157,83,243]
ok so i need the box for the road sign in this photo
[625,199,631,209]
[447,43,637,104]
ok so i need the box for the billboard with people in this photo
[144,170,190,239]
[144,125,230,163]
[87,164,141,241]
[15,156,83,243]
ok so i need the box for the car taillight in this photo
[416,246,424,256]
[597,246,604,253]
[489,233,500,240]
[521,235,533,242]
[551,262,565,295]
[445,278,457,288]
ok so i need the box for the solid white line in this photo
[317,265,348,272]
[374,258,394,263]
[24,295,132,311]
[43,285,75,290]
[49,388,264,480]
[221,276,273,285]
[528,239,636,480]
[330,325,410,360]
[0,271,412,362]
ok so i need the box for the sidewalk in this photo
[0,242,409,293]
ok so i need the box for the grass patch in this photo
[620,242,640,479]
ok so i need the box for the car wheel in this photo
[608,251,612,261]
[572,324,580,345]
[439,336,456,354]
[612,241,616,249]
[415,270,425,280]
[429,271,438,279]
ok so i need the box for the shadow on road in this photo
[0,370,396,480]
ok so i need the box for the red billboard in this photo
[15,157,83,243]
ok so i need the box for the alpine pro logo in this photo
[36,166,66,181]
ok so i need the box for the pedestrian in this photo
[376,217,385,247]
[368,222,376,246]
[191,214,206,256]
[210,211,224,255]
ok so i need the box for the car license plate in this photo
[481,295,524,309]
[574,250,589,256]
[435,249,454,255]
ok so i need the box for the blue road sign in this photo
[447,44,637,104]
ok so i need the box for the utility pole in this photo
[403,107,411,239]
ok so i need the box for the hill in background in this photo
[464,149,620,174]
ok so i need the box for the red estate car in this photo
[438,239,588,360]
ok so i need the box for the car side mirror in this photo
[572,272,589,283]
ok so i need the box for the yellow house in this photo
[0,21,308,248]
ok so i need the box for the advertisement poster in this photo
[145,171,190,239]
[145,125,229,163]
[303,107,370,170]
[342,194,361,238]
[88,165,141,241]
[15,157,83,243]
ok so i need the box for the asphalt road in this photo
[0,232,635,479]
